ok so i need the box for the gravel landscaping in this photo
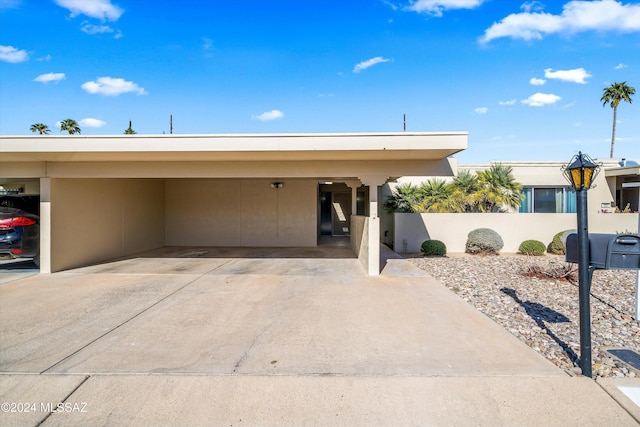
[409,254,640,378]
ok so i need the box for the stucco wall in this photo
[350,215,380,275]
[351,216,366,257]
[394,212,640,254]
[165,179,316,247]
[50,178,165,271]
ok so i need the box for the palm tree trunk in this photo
[610,106,617,158]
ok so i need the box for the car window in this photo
[0,196,40,215]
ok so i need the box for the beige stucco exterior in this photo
[394,212,639,254]
[388,159,640,254]
[461,160,623,213]
[165,179,317,247]
[394,160,625,213]
[0,132,467,275]
[45,178,165,272]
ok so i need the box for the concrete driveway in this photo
[1,247,638,426]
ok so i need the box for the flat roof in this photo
[0,132,467,162]
[605,165,640,177]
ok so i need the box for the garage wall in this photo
[165,179,317,247]
[50,179,165,271]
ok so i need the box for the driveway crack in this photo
[231,325,271,374]
[231,279,297,374]
[40,261,232,374]
[35,374,90,426]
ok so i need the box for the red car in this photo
[0,195,40,266]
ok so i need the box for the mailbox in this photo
[566,233,640,270]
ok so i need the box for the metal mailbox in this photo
[566,233,640,270]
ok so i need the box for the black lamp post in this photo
[562,152,600,378]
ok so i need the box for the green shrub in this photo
[548,229,576,255]
[519,240,546,256]
[421,240,447,256]
[465,228,504,255]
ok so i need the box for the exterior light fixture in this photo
[561,151,600,378]
[271,182,283,189]
[562,151,600,191]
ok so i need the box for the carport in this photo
[0,132,466,275]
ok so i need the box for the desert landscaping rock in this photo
[410,254,640,378]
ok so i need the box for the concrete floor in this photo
[1,247,638,426]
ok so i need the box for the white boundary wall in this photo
[394,212,639,254]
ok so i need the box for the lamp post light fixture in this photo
[562,151,600,378]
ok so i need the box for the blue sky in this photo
[1,0,639,163]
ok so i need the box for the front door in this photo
[331,192,351,236]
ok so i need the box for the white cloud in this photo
[0,44,28,63]
[615,63,628,69]
[544,67,591,84]
[81,22,113,34]
[253,110,284,121]
[521,92,561,107]
[54,0,123,21]
[80,22,123,38]
[353,56,392,73]
[34,72,65,83]
[81,77,146,96]
[521,1,545,13]
[381,0,398,11]
[499,99,516,106]
[529,77,546,85]
[474,107,488,114]
[405,0,486,17]
[37,54,52,62]
[480,0,640,44]
[79,118,106,128]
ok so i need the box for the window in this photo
[519,187,576,213]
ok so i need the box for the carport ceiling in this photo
[0,132,467,162]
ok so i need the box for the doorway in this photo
[318,182,368,246]
[319,190,351,237]
[330,192,351,236]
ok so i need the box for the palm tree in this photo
[383,183,420,213]
[601,82,635,158]
[59,118,81,135]
[413,179,460,213]
[124,120,137,134]
[383,166,524,214]
[30,123,50,134]
[450,169,480,212]
[475,164,524,212]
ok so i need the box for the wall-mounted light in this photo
[271,182,284,189]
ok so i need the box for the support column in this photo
[344,179,361,216]
[359,175,387,276]
[39,178,51,274]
